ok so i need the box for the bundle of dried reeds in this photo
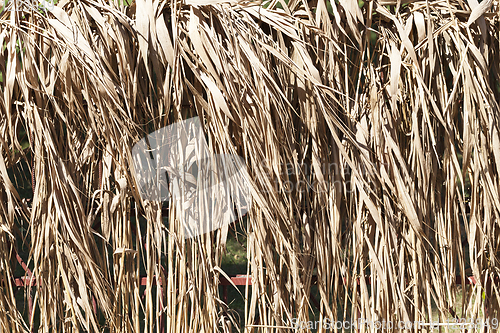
[0,0,499,331]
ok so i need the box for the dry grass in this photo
[1,0,500,331]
